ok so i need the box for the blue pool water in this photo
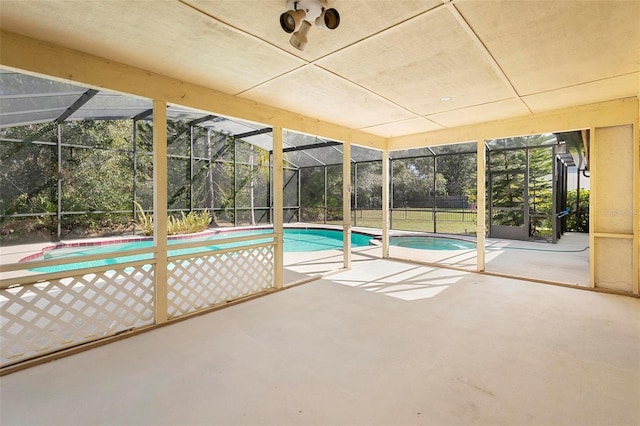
[389,236,475,250]
[28,228,372,273]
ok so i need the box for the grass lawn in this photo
[322,208,477,235]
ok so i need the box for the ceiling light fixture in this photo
[280,0,340,51]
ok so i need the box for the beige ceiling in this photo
[0,0,638,138]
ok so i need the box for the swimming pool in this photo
[388,236,475,250]
[23,228,373,273]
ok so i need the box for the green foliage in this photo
[135,202,154,236]
[298,164,344,221]
[134,202,212,236]
[566,189,589,232]
[490,169,526,226]
[299,167,326,221]
[168,210,212,235]
[1,121,133,218]
[0,124,57,216]
[11,192,57,214]
[355,162,382,209]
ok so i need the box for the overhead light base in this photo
[290,20,312,50]
[280,0,340,51]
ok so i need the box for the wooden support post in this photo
[588,127,597,288]
[633,113,639,295]
[343,141,351,269]
[476,139,486,272]
[153,100,168,324]
[381,150,390,258]
[273,127,284,289]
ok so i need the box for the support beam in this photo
[323,166,327,224]
[56,124,62,240]
[189,125,194,212]
[476,139,486,272]
[589,127,597,289]
[343,142,352,269]
[381,150,390,258]
[635,106,640,295]
[188,114,216,127]
[281,140,342,153]
[132,119,138,223]
[272,127,284,289]
[267,152,272,224]
[153,100,169,324]
[233,138,238,226]
[353,163,358,227]
[433,155,438,233]
[55,88,99,123]
[235,127,272,139]
[132,108,153,121]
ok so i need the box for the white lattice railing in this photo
[1,234,277,369]
[1,262,155,367]
[167,242,275,318]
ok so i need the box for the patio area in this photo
[0,2,638,424]
[1,257,638,425]
[384,232,590,287]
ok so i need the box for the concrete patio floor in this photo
[384,232,590,287]
[1,258,638,425]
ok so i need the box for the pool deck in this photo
[386,231,590,287]
[1,225,590,289]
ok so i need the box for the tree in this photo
[61,121,133,214]
[566,189,589,232]
[1,120,135,241]
[299,166,325,221]
[528,147,553,212]
[391,156,450,209]
[355,162,382,209]
[488,134,556,232]
[489,146,527,226]
[233,140,270,225]
[0,123,58,217]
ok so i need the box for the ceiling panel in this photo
[184,0,444,61]
[315,7,514,116]
[456,0,640,96]
[427,99,531,127]
[522,73,640,113]
[241,65,417,130]
[362,117,442,138]
[0,0,305,95]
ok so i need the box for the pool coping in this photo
[16,225,273,263]
[17,224,381,263]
